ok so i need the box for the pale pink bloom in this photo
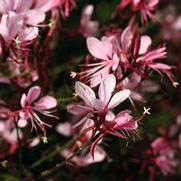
[75,74,130,112]
[119,0,159,23]
[0,12,38,45]
[68,75,136,158]
[74,75,134,155]
[80,5,99,37]
[77,37,120,87]
[0,12,23,44]
[69,75,131,138]
[0,0,59,26]
[151,137,177,176]
[19,86,57,134]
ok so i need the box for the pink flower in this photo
[136,47,176,84]
[19,86,57,134]
[70,74,136,158]
[0,12,23,44]
[80,5,99,37]
[75,36,120,87]
[75,74,130,113]
[119,26,176,85]
[0,12,38,45]
[0,0,59,26]
[118,0,159,23]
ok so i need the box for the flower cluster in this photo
[0,0,180,180]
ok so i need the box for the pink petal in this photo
[121,26,133,52]
[25,10,45,25]
[56,122,72,137]
[101,36,112,58]
[98,74,116,105]
[86,37,109,60]
[0,0,14,13]
[113,111,138,130]
[27,86,41,104]
[18,27,38,42]
[20,94,27,108]
[34,96,57,110]
[0,12,23,42]
[0,14,9,38]
[90,66,110,87]
[112,53,119,71]
[8,12,23,38]
[93,98,104,111]
[149,63,171,70]
[75,81,96,107]
[108,89,131,109]
[14,0,32,13]
[139,35,152,55]
[34,0,59,12]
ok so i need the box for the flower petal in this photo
[25,10,45,25]
[75,81,96,107]
[20,94,27,108]
[0,0,14,13]
[14,0,32,12]
[86,37,109,60]
[139,35,152,55]
[18,26,38,42]
[27,86,41,104]
[108,89,131,109]
[98,74,116,105]
[56,123,72,137]
[121,26,133,52]
[34,96,57,110]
